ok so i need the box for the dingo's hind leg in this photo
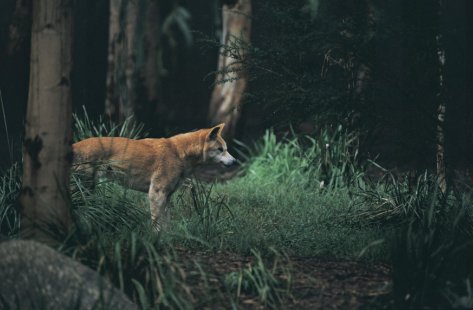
[148,181,169,231]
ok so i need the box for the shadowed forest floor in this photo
[174,247,392,309]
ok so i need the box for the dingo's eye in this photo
[218,147,224,152]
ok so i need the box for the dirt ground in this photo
[176,248,393,309]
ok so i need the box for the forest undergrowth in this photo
[1,115,473,309]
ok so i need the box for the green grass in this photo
[353,170,473,309]
[167,175,388,259]
[1,115,473,308]
[0,162,21,238]
[164,129,388,259]
[224,248,292,308]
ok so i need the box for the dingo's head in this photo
[204,124,237,167]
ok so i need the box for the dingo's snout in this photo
[221,152,237,167]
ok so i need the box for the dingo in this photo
[72,123,236,230]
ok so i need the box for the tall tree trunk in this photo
[105,0,138,122]
[139,0,164,130]
[436,0,447,193]
[209,0,251,139]
[19,0,73,244]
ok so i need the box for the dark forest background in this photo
[0,0,472,173]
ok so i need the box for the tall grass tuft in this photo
[224,248,292,308]
[359,172,473,308]
[357,172,449,225]
[236,125,363,191]
[170,178,233,245]
[73,106,147,142]
[69,175,151,242]
[68,233,197,309]
[0,163,21,238]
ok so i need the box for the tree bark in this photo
[436,0,447,193]
[139,0,164,129]
[105,0,138,122]
[209,0,252,139]
[19,0,73,244]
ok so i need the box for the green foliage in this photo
[172,178,232,243]
[70,234,197,310]
[237,126,363,190]
[69,108,153,241]
[204,0,461,165]
[69,175,150,240]
[213,0,378,130]
[167,127,385,259]
[358,172,473,308]
[224,249,292,308]
[73,106,147,142]
[2,112,473,308]
[357,172,448,225]
[0,163,21,238]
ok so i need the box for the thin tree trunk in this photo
[436,0,447,193]
[105,0,119,119]
[105,0,138,122]
[209,0,251,139]
[19,0,73,244]
[140,0,164,129]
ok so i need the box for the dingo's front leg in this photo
[148,182,169,231]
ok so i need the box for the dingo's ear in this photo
[208,123,225,140]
